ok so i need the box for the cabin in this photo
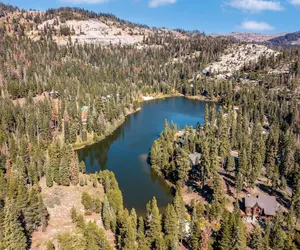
[189,153,201,166]
[244,195,280,219]
[81,106,88,125]
[175,130,185,137]
[49,90,60,98]
[225,73,233,79]
[49,119,58,131]
[202,69,210,77]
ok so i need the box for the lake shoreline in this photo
[73,94,218,151]
[78,96,214,213]
[72,107,141,151]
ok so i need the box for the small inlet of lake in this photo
[78,97,215,215]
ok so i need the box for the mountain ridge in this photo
[210,31,300,47]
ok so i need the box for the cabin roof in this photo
[189,153,201,166]
[81,106,88,111]
[244,195,279,216]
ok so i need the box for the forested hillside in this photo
[0,2,300,250]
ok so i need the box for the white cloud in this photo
[149,0,176,8]
[228,0,284,12]
[240,20,275,31]
[61,0,110,4]
[289,0,300,5]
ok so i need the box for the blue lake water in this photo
[78,97,213,214]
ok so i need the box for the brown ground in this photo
[182,184,206,206]
[31,177,115,249]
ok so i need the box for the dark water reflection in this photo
[78,97,214,215]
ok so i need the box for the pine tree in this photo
[46,241,55,250]
[173,187,186,242]
[200,139,210,186]
[84,221,113,250]
[59,156,70,186]
[70,152,79,186]
[79,161,86,174]
[13,157,27,183]
[236,148,247,193]
[163,204,178,250]
[176,147,190,185]
[49,141,61,184]
[137,217,150,250]
[146,197,164,249]
[102,195,113,230]
[0,198,5,243]
[45,165,53,187]
[150,140,160,173]
[190,208,202,250]
[271,212,286,250]
[58,232,85,250]
[263,220,270,250]
[249,151,262,188]
[124,218,138,250]
[16,183,29,214]
[70,207,77,223]
[81,192,94,215]
[70,123,78,144]
[23,187,48,233]
[210,173,225,220]
[250,224,264,250]
[4,201,28,250]
[225,154,235,173]
[130,208,138,241]
[232,216,247,250]
[64,120,70,143]
[217,211,231,250]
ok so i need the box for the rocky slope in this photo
[268,31,300,46]
[0,5,188,46]
[211,32,300,47]
[204,44,280,79]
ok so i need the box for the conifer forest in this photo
[0,2,300,250]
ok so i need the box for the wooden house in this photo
[81,106,88,125]
[49,119,58,131]
[244,195,280,219]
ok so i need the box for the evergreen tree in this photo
[46,241,55,250]
[250,224,264,250]
[123,218,138,250]
[79,161,86,174]
[25,187,48,233]
[4,201,27,250]
[232,216,247,250]
[137,217,150,250]
[216,211,231,250]
[130,208,138,242]
[146,197,164,249]
[163,204,178,250]
[190,208,202,250]
[102,195,112,230]
[45,165,53,188]
[81,192,94,215]
[200,139,210,186]
[70,152,79,186]
[84,221,113,250]
[59,156,70,186]
[173,187,186,242]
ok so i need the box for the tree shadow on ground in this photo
[186,180,214,203]
[219,171,236,182]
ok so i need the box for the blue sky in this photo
[2,0,300,34]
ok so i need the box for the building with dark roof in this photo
[244,195,280,218]
[189,153,201,166]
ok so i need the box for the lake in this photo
[78,97,213,215]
